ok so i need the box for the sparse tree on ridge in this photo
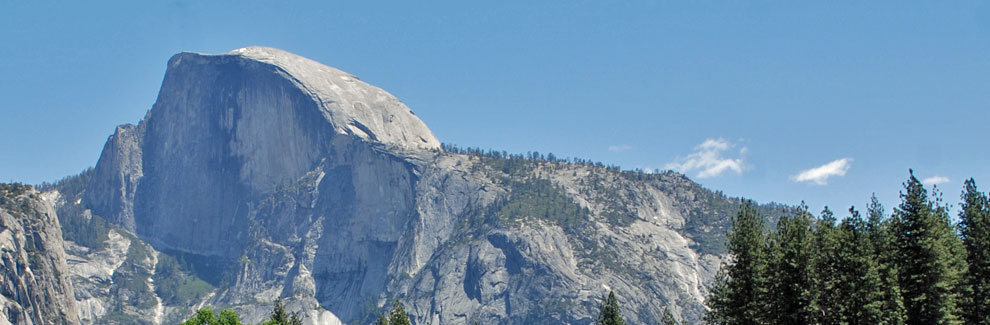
[263,297,302,325]
[595,291,626,325]
[376,300,412,325]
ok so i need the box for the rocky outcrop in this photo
[73,47,773,324]
[0,185,80,325]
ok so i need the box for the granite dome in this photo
[173,46,441,151]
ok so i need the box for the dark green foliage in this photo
[704,267,732,324]
[866,195,908,325]
[766,204,817,324]
[715,200,768,324]
[375,300,411,325]
[153,254,214,305]
[595,291,625,325]
[261,297,302,325]
[491,177,591,227]
[43,168,110,250]
[814,207,844,323]
[61,212,111,250]
[181,307,242,325]
[262,297,303,325]
[892,171,966,324]
[830,207,885,324]
[960,178,990,324]
[705,170,986,325]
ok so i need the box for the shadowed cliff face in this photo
[81,47,448,323]
[134,52,331,257]
[77,47,753,324]
[85,47,440,259]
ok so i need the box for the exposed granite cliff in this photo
[70,47,784,324]
[0,185,80,325]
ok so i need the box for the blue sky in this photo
[2,1,989,216]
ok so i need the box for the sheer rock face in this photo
[79,47,741,324]
[85,47,441,258]
[0,189,80,325]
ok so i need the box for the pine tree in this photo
[961,178,990,324]
[182,307,242,325]
[766,204,817,325]
[388,300,412,325]
[263,297,302,325]
[376,300,412,325]
[595,291,625,325]
[704,200,768,325]
[813,207,845,324]
[892,171,965,324]
[832,207,884,324]
[866,195,907,325]
[704,267,732,325]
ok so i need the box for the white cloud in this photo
[664,138,745,178]
[608,145,632,152]
[792,158,852,185]
[922,176,950,186]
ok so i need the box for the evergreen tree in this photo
[892,171,965,324]
[703,268,732,325]
[182,307,242,325]
[866,195,907,325]
[813,207,844,324]
[388,300,412,325]
[832,207,884,324]
[263,297,302,325]
[704,200,768,325]
[376,300,412,325]
[961,178,990,324]
[766,204,818,325]
[595,291,626,325]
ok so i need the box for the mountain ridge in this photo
[17,47,794,324]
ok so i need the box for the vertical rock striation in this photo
[0,186,80,325]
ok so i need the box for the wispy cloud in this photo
[922,176,950,186]
[664,138,745,178]
[608,145,632,152]
[792,158,852,185]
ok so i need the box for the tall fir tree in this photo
[866,196,907,325]
[766,204,818,325]
[832,207,885,324]
[262,297,302,325]
[704,200,768,325]
[704,267,732,324]
[375,300,412,325]
[595,291,626,325]
[892,171,965,324]
[960,178,990,324]
[814,207,844,324]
